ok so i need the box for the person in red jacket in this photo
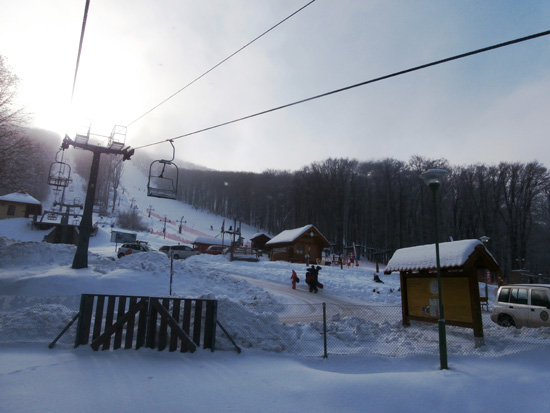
[290,270,299,289]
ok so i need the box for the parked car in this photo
[117,241,154,259]
[159,244,200,260]
[490,284,550,328]
[204,245,227,255]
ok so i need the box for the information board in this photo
[110,230,137,244]
[406,276,472,324]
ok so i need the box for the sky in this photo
[1,0,550,173]
[2,163,550,411]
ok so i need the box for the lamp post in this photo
[420,168,449,370]
[480,236,490,297]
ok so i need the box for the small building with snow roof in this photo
[265,224,330,263]
[250,232,271,251]
[0,192,42,220]
[192,236,230,253]
[384,239,502,342]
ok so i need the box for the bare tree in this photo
[0,56,55,198]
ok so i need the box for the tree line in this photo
[175,156,550,278]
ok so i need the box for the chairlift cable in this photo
[126,0,318,127]
[133,29,550,151]
[71,0,91,103]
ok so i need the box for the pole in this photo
[169,255,174,296]
[72,150,101,268]
[431,183,448,370]
[322,302,328,358]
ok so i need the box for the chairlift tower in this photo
[62,128,134,269]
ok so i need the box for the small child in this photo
[290,270,299,289]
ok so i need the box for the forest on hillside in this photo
[173,156,550,279]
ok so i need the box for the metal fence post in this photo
[323,302,328,358]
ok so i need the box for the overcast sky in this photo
[1,0,549,173]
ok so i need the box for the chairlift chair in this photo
[47,150,71,188]
[147,140,179,200]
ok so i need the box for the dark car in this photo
[204,245,226,255]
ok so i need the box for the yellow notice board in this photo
[406,276,472,324]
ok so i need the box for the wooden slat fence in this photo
[74,294,217,352]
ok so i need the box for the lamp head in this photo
[420,169,449,187]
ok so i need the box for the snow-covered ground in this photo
[1,163,550,412]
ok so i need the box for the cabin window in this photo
[295,244,304,254]
[7,205,15,216]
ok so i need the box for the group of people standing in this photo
[290,265,323,293]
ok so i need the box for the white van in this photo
[490,284,550,328]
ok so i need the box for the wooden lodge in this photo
[265,224,330,263]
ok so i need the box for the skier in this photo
[290,270,299,289]
[306,265,317,293]
[314,266,324,290]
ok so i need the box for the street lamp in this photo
[480,236,491,297]
[420,168,449,370]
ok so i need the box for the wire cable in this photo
[133,29,550,151]
[126,0,317,127]
[71,0,91,103]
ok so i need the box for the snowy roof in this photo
[192,236,230,246]
[0,192,41,205]
[265,224,331,247]
[251,232,271,240]
[384,239,489,273]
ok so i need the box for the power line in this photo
[133,29,550,151]
[126,0,317,127]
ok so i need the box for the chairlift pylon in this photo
[108,125,127,150]
[47,149,72,188]
[147,140,179,200]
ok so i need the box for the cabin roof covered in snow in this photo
[0,192,41,205]
[266,224,330,247]
[266,225,315,245]
[192,236,229,246]
[251,232,271,240]
[384,239,494,273]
